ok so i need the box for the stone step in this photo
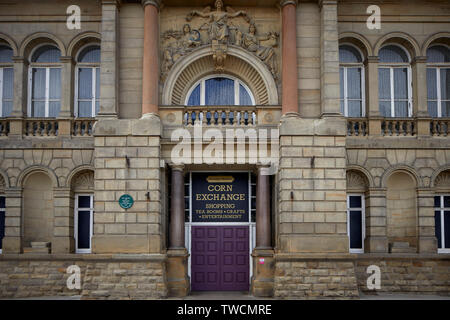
[392,242,410,248]
[23,247,50,254]
[31,242,50,248]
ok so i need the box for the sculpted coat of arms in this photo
[161,0,279,80]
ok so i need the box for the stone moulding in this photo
[162,45,279,106]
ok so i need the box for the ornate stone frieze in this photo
[161,0,279,80]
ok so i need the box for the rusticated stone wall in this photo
[0,254,167,300]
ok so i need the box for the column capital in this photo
[142,0,161,9]
[59,56,74,64]
[279,0,297,7]
[365,56,380,64]
[169,163,185,172]
[12,56,26,63]
[318,0,338,8]
[412,56,428,64]
[102,0,121,6]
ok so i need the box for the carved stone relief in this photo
[161,0,279,81]
[347,171,369,191]
[71,171,94,192]
[435,171,450,189]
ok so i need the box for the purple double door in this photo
[191,226,250,291]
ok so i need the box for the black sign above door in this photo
[191,172,249,223]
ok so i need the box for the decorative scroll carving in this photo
[71,171,94,191]
[347,171,369,190]
[435,171,450,189]
[161,0,279,80]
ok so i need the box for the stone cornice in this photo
[318,0,337,8]
[279,0,297,7]
[102,0,121,6]
[142,0,161,9]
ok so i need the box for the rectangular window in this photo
[379,67,412,117]
[0,196,5,253]
[75,194,93,253]
[29,67,61,117]
[76,67,100,117]
[0,68,13,117]
[427,68,450,117]
[340,66,365,117]
[434,195,450,253]
[347,194,365,253]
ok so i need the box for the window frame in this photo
[0,47,13,117]
[426,44,450,118]
[74,44,100,118]
[339,43,366,117]
[378,44,413,118]
[347,193,365,254]
[74,193,94,254]
[184,74,256,106]
[434,194,450,254]
[0,195,4,254]
[27,43,62,118]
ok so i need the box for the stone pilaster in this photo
[59,56,74,118]
[52,188,74,253]
[412,57,431,136]
[417,188,438,253]
[11,57,26,118]
[2,188,22,253]
[319,0,340,117]
[98,0,120,118]
[365,56,382,136]
[365,188,388,252]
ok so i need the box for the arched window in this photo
[378,45,412,117]
[0,45,13,117]
[28,44,61,117]
[339,45,365,117]
[427,45,450,118]
[185,76,255,106]
[75,45,100,118]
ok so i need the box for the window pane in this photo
[0,46,13,63]
[444,196,450,208]
[379,68,391,100]
[427,46,450,63]
[32,45,61,63]
[445,211,450,248]
[394,68,408,100]
[0,196,5,208]
[340,68,344,100]
[348,101,362,117]
[78,68,93,99]
[95,101,99,115]
[78,101,92,118]
[379,101,391,117]
[428,101,438,118]
[347,68,361,99]
[95,68,100,100]
[205,78,234,105]
[187,84,200,106]
[49,101,60,117]
[339,45,362,63]
[32,101,45,117]
[440,68,449,101]
[340,99,344,115]
[434,196,441,208]
[379,45,408,63]
[394,101,408,117]
[443,101,450,118]
[0,210,4,250]
[427,68,437,100]
[435,211,442,249]
[77,211,91,249]
[49,68,61,99]
[2,68,13,99]
[349,196,362,208]
[349,210,363,249]
[239,84,252,105]
[78,46,100,63]
[32,68,46,100]
[78,195,91,208]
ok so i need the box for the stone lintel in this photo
[279,117,346,136]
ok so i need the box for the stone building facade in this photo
[0,0,449,299]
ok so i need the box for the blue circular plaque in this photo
[119,194,134,209]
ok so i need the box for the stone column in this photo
[319,0,340,117]
[365,188,388,252]
[412,57,431,136]
[9,57,27,137]
[167,164,189,297]
[2,188,22,253]
[52,188,74,253]
[98,0,120,118]
[366,56,382,135]
[141,0,160,117]
[417,188,437,253]
[252,165,274,297]
[58,56,74,136]
[280,0,299,116]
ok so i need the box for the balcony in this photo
[0,118,96,137]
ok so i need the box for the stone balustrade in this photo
[381,118,416,136]
[0,118,97,137]
[346,118,368,136]
[430,118,450,137]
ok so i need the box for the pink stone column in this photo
[142,0,160,116]
[280,0,299,115]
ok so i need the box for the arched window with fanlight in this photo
[0,45,14,117]
[378,44,412,118]
[427,45,450,118]
[185,75,255,125]
[339,44,365,117]
[75,45,100,118]
[28,44,61,117]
